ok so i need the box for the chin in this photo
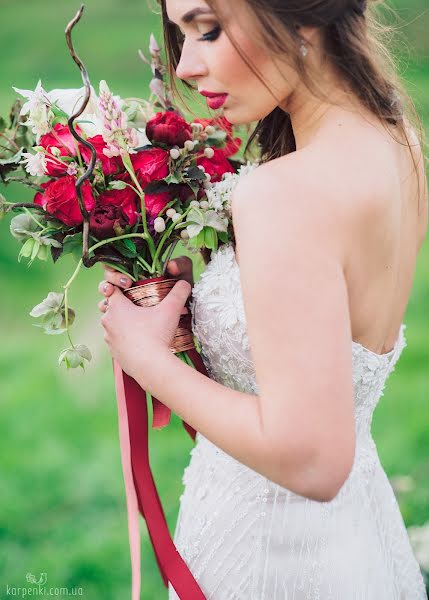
[221,106,258,126]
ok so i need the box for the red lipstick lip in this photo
[199,90,227,98]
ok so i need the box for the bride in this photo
[98,0,428,597]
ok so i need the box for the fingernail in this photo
[103,283,109,293]
[120,277,129,286]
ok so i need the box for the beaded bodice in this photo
[189,242,407,443]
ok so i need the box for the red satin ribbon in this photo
[113,340,208,599]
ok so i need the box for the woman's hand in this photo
[97,260,193,383]
[165,256,194,286]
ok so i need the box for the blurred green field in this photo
[0,0,428,598]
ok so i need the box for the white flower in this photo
[13,80,53,139]
[205,161,259,216]
[13,79,51,116]
[185,207,228,239]
[21,151,47,176]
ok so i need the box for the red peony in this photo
[97,176,140,226]
[146,111,192,146]
[131,148,169,188]
[194,116,241,157]
[196,147,234,182]
[80,135,123,176]
[89,204,129,239]
[39,123,81,177]
[34,175,95,227]
[144,191,172,219]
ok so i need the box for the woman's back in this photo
[291,107,428,355]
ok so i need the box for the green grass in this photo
[0,1,428,597]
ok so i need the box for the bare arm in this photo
[133,154,357,503]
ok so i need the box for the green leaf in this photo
[123,238,137,256]
[61,232,83,262]
[204,227,217,250]
[0,148,25,166]
[186,166,206,182]
[188,229,205,249]
[218,231,229,244]
[113,239,138,258]
[164,173,181,185]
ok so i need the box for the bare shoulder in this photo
[232,148,363,265]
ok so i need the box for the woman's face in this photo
[165,0,300,124]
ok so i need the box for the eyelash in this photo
[197,24,221,42]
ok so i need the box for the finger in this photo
[160,279,192,312]
[103,270,133,289]
[98,297,109,313]
[98,280,115,296]
[166,257,193,284]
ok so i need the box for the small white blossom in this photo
[172,212,181,223]
[166,208,176,218]
[21,151,47,177]
[180,229,190,240]
[170,148,180,160]
[205,161,259,217]
[66,162,78,176]
[204,147,214,159]
[199,200,209,210]
[205,125,215,135]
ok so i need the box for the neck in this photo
[281,75,361,150]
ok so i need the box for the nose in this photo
[175,38,208,82]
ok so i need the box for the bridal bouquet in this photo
[0,28,243,371]
[0,6,258,598]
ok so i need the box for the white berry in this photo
[190,200,200,208]
[204,147,215,159]
[166,208,176,218]
[154,218,166,232]
[172,212,181,222]
[181,229,190,240]
[199,200,209,210]
[184,140,195,151]
[170,148,180,160]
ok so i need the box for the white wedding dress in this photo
[168,242,427,600]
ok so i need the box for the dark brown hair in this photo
[156,0,427,212]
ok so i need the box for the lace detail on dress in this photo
[168,242,426,600]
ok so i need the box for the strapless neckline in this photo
[225,243,405,363]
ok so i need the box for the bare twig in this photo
[65,5,126,270]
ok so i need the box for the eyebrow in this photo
[169,7,214,25]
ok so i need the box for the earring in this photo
[300,40,308,58]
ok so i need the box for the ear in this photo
[296,25,319,47]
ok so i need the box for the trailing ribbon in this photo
[112,276,208,599]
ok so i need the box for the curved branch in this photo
[65,5,100,268]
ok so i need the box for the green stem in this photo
[136,255,153,273]
[61,257,84,350]
[23,207,45,230]
[152,206,192,268]
[182,352,197,369]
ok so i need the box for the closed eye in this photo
[197,24,221,42]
